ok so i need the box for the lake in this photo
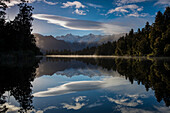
[0,57,170,113]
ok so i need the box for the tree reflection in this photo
[97,58,170,107]
[0,57,40,112]
[45,57,170,106]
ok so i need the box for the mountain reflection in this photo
[0,58,40,112]
[38,57,170,107]
[0,57,169,113]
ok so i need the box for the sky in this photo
[5,0,170,36]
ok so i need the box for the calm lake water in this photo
[0,57,170,113]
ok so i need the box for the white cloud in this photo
[61,96,87,110]
[154,0,170,6]
[74,96,87,102]
[104,95,143,107]
[41,0,58,5]
[107,4,147,17]
[43,106,58,112]
[3,0,27,7]
[127,12,148,17]
[33,80,104,97]
[118,106,170,113]
[105,96,142,107]
[87,3,103,8]
[72,9,86,15]
[137,6,143,11]
[1,103,20,112]
[62,103,85,110]
[33,77,130,97]
[33,14,130,34]
[0,103,58,113]
[3,0,57,7]
[108,8,129,14]
[61,1,86,15]
[87,103,103,108]
[61,1,85,9]
[116,0,147,6]
[107,4,142,15]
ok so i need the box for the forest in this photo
[47,7,170,57]
[0,0,41,56]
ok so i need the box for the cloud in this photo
[104,95,143,107]
[87,3,103,8]
[107,4,143,15]
[61,96,87,110]
[72,9,86,15]
[3,0,57,7]
[41,0,58,5]
[61,1,86,15]
[118,106,170,113]
[154,0,170,6]
[87,103,103,108]
[32,14,102,30]
[127,12,148,17]
[33,14,130,34]
[1,103,20,112]
[43,106,58,112]
[0,103,58,113]
[61,1,85,9]
[62,103,86,110]
[107,4,146,17]
[106,97,140,107]
[116,0,147,6]
[33,77,129,97]
[74,96,87,102]
[33,80,104,97]
[137,6,144,11]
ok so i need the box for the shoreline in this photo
[44,55,170,59]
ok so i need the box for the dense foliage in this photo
[0,0,41,56]
[115,7,170,57]
[46,7,170,57]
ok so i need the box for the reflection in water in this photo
[37,57,170,107]
[0,57,169,112]
[33,77,129,97]
[0,58,41,112]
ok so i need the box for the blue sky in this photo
[5,0,170,36]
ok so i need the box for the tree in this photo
[0,1,41,55]
[0,0,8,51]
[164,44,170,56]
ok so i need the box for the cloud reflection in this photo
[33,77,129,97]
[62,103,86,110]
[105,96,143,107]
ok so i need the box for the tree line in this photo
[0,0,41,56]
[46,7,170,57]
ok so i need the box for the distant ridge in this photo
[55,33,125,44]
[34,33,125,53]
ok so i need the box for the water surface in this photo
[0,57,169,113]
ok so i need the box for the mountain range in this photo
[56,33,125,44]
[34,33,125,53]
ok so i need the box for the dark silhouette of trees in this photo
[0,57,41,112]
[115,8,169,57]
[0,0,41,56]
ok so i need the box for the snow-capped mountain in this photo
[34,33,125,53]
[56,33,125,44]
[34,33,90,52]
